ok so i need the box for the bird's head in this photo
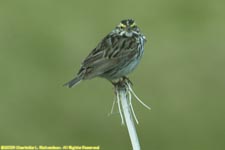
[115,19,140,37]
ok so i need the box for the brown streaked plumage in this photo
[64,19,146,88]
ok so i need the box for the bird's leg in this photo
[110,80,117,86]
[109,77,132,88]
[110,77,132,99]
[122,76,133,86]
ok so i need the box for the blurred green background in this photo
[0,0,225,150]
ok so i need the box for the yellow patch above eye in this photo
[130,22,136,27]
[119,23,126,28]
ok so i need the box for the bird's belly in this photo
[104,58,141,80]
[119,59,139,76]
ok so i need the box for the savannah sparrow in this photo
[64,19,146,88]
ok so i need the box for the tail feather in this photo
[64,76,82,88]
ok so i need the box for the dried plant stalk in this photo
[112,79,150,150]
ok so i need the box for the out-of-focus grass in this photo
[0,0,225,150]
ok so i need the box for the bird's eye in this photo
[119,23,126,29]
[130,22,136,28]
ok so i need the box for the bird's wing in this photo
[78,34,138,79]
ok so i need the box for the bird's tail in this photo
[64,76,82,88]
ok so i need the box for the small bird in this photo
[64,19,146,88]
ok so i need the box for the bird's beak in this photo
[126,27,131,32]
